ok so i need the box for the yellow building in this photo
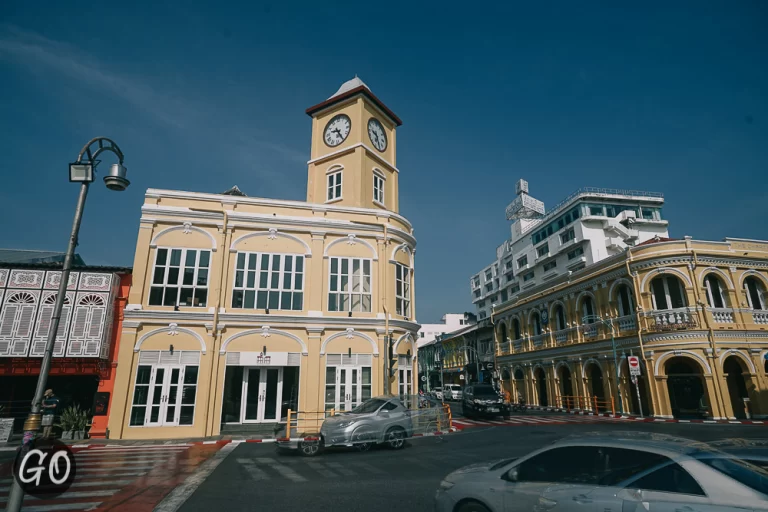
[108,78,419,439]
[494,237,768,420]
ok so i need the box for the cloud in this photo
[0,24,307,168]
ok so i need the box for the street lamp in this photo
[581,314,623,415]
[6,137,128,512]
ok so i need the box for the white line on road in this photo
[307,461,337,478]
[0,490,117,503]
[237,458,269,481]
[153,441,237,512]
[77,465,155,474]
[10,502,104,512]
[325,461,355,476]
[269,462,307,482]
[88,443,191,450]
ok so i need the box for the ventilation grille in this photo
[287,352,301,366]
[327,354,372,367]
[398,355,412,368]
[140,350,200,366]
[226,352,240,365]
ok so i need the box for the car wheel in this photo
[298,439,321,457]
[355,442,373,452]
[385,427,406,450]
[456,500,491,512]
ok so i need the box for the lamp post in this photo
[581,314,623,415]
[6,137,129,512]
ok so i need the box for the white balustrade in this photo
[553,326,575,344]
[753,311,768,325]
[513,340,523,352]
[531,333,546,347]
[617,315,637,332]
[648,308,697,331]
[708,308,735,323]
[582,323,599,338]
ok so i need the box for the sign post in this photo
[628,356,643,418]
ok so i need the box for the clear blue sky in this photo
[1,2,766,323]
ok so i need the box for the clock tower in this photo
[305,77,402,213]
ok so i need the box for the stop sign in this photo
[628,356,641,376]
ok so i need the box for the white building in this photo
[417,313,475,348]
[470,179,669,319]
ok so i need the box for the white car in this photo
[444,384,463,401]
[432,387,444,400]
[434,432,768,512]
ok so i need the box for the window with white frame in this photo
[398,354,412,398]
[543,261,557,272]
[327,170,342,201]
[554,305,567,330]
[744,277,766,310]
[68,294,108,357]
[537,243,549,257]
[149,248,210,307]
[373,173,385,204]
[395,262,411,317]
[518,255,528,268]
[650,275,687,310]
[704,274,728,309]
[328,257,372,312]
[232,252,304,311]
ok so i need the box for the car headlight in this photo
[439,480,454,490]
[537,496,558,510]
[473,399,482,405]
[335,420,357,428]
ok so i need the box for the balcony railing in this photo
[753,311,768,325]
[531,333,546,348]
[553,326,576,344]
[513,339,523,352]
[617,315,637,332]
[581,323,599,338]
[708,308,735,324]
[646,308,698,332]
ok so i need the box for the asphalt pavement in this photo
[178,411,768,512]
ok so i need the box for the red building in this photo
[0,250,131,439]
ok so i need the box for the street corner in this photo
[0,442,229,512]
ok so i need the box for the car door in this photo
[502,445,606,511]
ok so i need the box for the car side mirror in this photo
[504,469,518,482]
[378,409,389,415]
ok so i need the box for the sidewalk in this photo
[524,405,768,425]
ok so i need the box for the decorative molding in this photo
[323,235,378,260]
[220,328,308,355]
[394,331,415,351]
[630,256,694,272]
[150,224,218,251]
[639,267,693,291]
[654,349,712,375]
[718,349,756,373]
[738,269,768,288]
[581,358,603,379]
[644,331,707,343]
[134,326,207,354]
[261,326,271,337]
[390,243,415,267]
[698,267,735,289]
[230,229,312,257]
[607,278,635,302]
[320,329,379,356]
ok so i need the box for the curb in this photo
[523,406,766,426]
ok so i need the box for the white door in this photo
[336,367,362,412]
[146,365,184,426]
[242,367,283,423]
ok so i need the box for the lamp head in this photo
[104,163,130,191]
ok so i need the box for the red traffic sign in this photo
[628,356,641,376]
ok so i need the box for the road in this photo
[179,411,768,512]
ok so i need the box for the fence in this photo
[556,395,616,415]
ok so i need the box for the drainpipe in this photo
[626,249,657,416]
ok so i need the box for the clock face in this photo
[323,114,351,147]
[367,118,387,152]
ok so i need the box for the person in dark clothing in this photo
[41,389,60,439]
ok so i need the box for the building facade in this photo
[416,313,476,391]
[492,237,768,420]
[0,254,131,438]
[108,78,420,439]
[417,313,474,349]
[470,180,669,320]
[434,320,496,388]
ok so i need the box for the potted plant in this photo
[57,404,89,440]
[0,405,14,443]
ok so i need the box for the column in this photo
[749,351,768,418]
[704,374,726,420]
[308,233,326,313]
[654,375,673,418]
[107,326,139,439]
[127,219,155,306]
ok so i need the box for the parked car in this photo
[444,384,463,401]
[462,384,510,419]
[277,396,423,457]
[431,387,444,400]
[434,432,768,512]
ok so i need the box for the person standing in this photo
[41,389,60,439]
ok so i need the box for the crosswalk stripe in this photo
[87,444,190,450]
[0,479,133,493]
[269,463,307,483]
[324,461,355,477]
[75,456,174,466]
[237,458,269,481]
[77,451,185,458]
[486,420,506,425]
[349,461,387,475]
[13,502,103,512]
[307,461,337,478]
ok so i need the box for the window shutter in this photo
[139,350,160,365]
[226,352,240,365]
[180,351,200,365]
[287,352,301,366]
[12,305,36,356]
[83,307,105,356]
[31,304,54,356]
[54,304,72,356]
[0,304,19,355]
[160,350,181,365]
[326,354,342,366]
[358,354,372,366]
[67,306,89,356]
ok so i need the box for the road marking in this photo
[0,490,117,503]
[486,420,506,425]
[325,461,355,476]
[88,443,191,449]
[13,502,104,512]
[153,441,237,512]
[307,461,337,478]
[77,450,185,458]
[349,461,387,475]
[238,458,269,481]
[75,456,174,466]
[270,463,308,482]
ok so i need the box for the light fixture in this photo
[104,163,130,191]
[169,344,174,355]
[265,308,270,314]
[348,311,352,317]
[407,349,411,358]
[69,163,94,183]
[348,348,352,357]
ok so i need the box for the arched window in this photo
[499,323,508,342]
[744,276,766,310]
[512,318,521,340]
[617,284,634,317]
[581,296,596,323]
[650,275,687,310]
[531,312,542,336]
[554,304,567,330]
[704,274,728,308]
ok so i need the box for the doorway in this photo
[558,365,573,408]
[665,357,707,419]
[221,366,284,424]
[534,367,548,406]
[724,356,749,419]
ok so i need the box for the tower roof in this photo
[306,76,402,126]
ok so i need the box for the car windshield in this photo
[473,387,498,397]
[695,453,768,496]
[349,398,389,414]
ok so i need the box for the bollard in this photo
[593,395,598,413]
[287,409,292,438]
[610,396,615,416]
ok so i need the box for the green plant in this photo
[57,404,89,433]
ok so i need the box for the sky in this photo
[0,1,766,324]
